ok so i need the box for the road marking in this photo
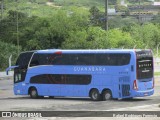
[105,104,160,111]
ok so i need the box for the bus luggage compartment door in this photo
[118,76,131,98]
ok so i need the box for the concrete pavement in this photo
[0,71,160,111]
[0,71,13,79]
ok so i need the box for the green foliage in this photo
[62,27,107,49]
[108,29,134,48]
[0,10,28,45]
[108,16,138,30]
[151,14,160,24]
[3,0,59,18]
[62,27,134,49]
[0,9,89,50]
[115,5,129,12]
[89,6,104,27]
[54,0,106,7]
[130,23,160,48]
[0,41,21,70]
[1,0,160,71]
[17,9,88,50]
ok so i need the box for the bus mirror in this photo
[6,65,19,75]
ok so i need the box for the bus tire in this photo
[102,90,112,101]
[38,96,44,99]
[124,97,133,100]
[29,87,38,99]
[90,89,100,101]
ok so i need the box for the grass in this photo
[154,72,160,76]
[2,0,119,18]
[2,0,94,18]
[3,0,157,18]
[4,1,61,17]
[54,0,105,7]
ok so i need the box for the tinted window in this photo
[30,53,131,67]
[30,74,91,85]
[14,68,26,83]
[136,51,153,79]
[16,52,34,68]
[14,52,33,83]
[30,54,50,67]
[95,53,130,66]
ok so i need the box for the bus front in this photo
[133,50,154,97]
[6,52,34,96]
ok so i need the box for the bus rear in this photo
[132,50,154,97]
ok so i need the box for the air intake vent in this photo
[122,84,130,97]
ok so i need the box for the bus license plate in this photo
[144,93,148,96]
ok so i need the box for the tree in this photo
[20,9,89,50]
[107,29,134,48]
[130,23,160,49]
[0,41,21,70]
[151,14,160,24]
[62,27,134,49]
[108,16,138,30]
[89,6,105,27]
[0,10,28,46]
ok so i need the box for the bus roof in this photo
[32,49,151,54]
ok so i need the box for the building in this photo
[153,2,160,6]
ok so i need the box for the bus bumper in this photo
[14,84,28,95]
[14,89,28,95]
[132,89,154,97]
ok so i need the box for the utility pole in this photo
[138,0,141,23]
[16,2,19,54]
[105,0,108,31]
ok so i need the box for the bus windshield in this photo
[16,52,34,68]
[136,50,153,80]
[14,52,34,83]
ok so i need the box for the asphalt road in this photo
[0,76,160,113]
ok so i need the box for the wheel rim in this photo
[104,93,111,100]
[31,90,37,97]
[92,91,98,100]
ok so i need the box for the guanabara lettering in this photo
[74,67,106,72]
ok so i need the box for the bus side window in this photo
[30,54,39,67]
[30,60,39,67]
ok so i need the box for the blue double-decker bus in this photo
[6,49,154,101]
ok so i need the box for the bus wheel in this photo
[29,88,38,99]
[90,89,100,101]
[102,90,112,101]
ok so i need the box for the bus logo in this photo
[74,67,106,72]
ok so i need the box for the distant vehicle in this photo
[6,49,154,101]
